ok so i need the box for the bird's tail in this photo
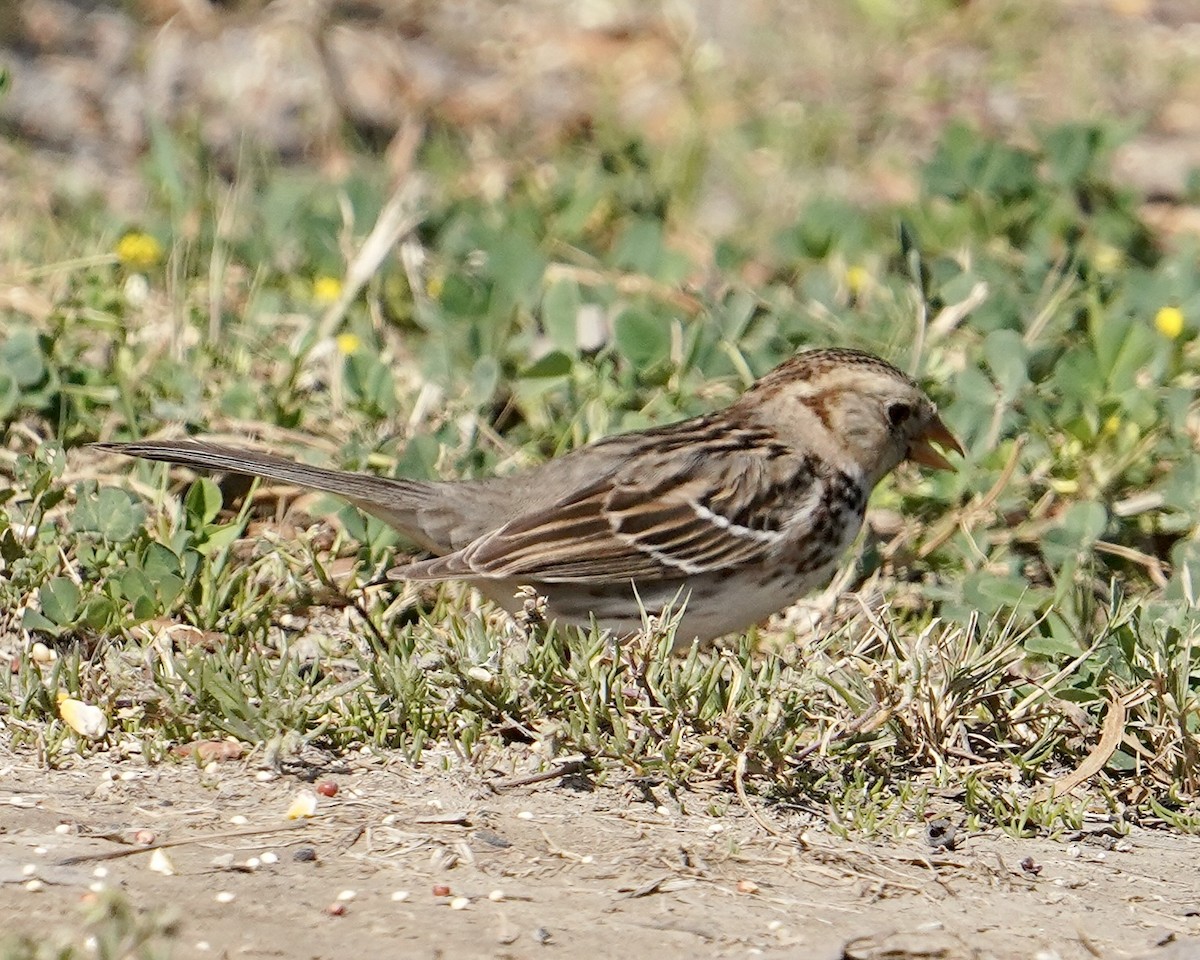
[93,440,439,543]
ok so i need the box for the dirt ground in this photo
[1,746,1198,960]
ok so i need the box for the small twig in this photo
[790,702,890,765]
[490,758,592,791]
[57,820,309,866]
[734,752,788,841]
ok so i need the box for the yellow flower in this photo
[1102,414,1120,436]
[845,265,870,297]
[313,275,343,305]
[336,332,361,355]
[426,274,445,300]
[115,232,162,269]
[1155,306,1184,340]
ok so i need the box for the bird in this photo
[93,347,961,649]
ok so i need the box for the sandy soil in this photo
[2,746,1198,959]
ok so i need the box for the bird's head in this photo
[737,347,963,485]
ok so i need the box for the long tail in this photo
[93,440,441,546]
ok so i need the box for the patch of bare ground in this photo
[2,746,1199,959]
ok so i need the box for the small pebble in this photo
[33,847,48,856]
[259,851,279,865]
[21,864,36,877]
[432,884,451,897]
[134,830,156,845]
[488,890,505,902]
[516,811,534,821]
[533,927,553,945]
[736,879,760,894]
[315,781,338,798]
[24,880,43,893]
[92,867,108,879]
[230,815,249,826]
[326,902,346,917]
[581,855,594,864]
[214,892,236,904]
[293,847,318,863]
[88,882,105,893]
[450,897,470,911]
[381,814,397,826]
[54,824,72,835]
[286,790,318,820]
[336,890,356,902]
[244,857,261,871]
[254,771,275,782]
[195,943,210,952]
[148,849,175,876]
[767,920,783,932]
[210,854,235,868]
[391,890,410,903]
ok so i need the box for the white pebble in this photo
[336,890,357,902]
[54,824,72,835]
[214,891,236,904]
[21,864,36,877]
[390,890,410,902]
[210,854,234,869]
[33,847,48,856]
[381,814,397,826]
[259,851,279,865]
[24,880,43,892]
[655,805,670,816]
[88,881,105,893]
[195,943,210,952]
[581,855,594,864]
[707,824,725,834]
[450,896,470,910]
[487,890,505,902]
[767,920,784,932]
[254,771,274,782]
[92,867,108,879]
[229,815,249,826]
[148,849,175,876]
[244,857,261,871]
[517,811,534,820]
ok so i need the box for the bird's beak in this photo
[907,415,964,472]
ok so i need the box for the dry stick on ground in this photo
[56,820,310,866]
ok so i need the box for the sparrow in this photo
[94,347,961,648]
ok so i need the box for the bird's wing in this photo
[397,446,821,584]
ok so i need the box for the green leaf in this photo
[0,328,46,388]
[542,279,581,355]
[185,478,224,528]
[614,309,671,367]
[521,350,574,379]
[72,488,143,541]
[982,329,1029,399]
[40,577,81,626]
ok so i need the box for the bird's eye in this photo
[886,402,913,428]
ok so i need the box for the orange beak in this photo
[907,414,964,472]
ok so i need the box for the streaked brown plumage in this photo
[94,347,961,647]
